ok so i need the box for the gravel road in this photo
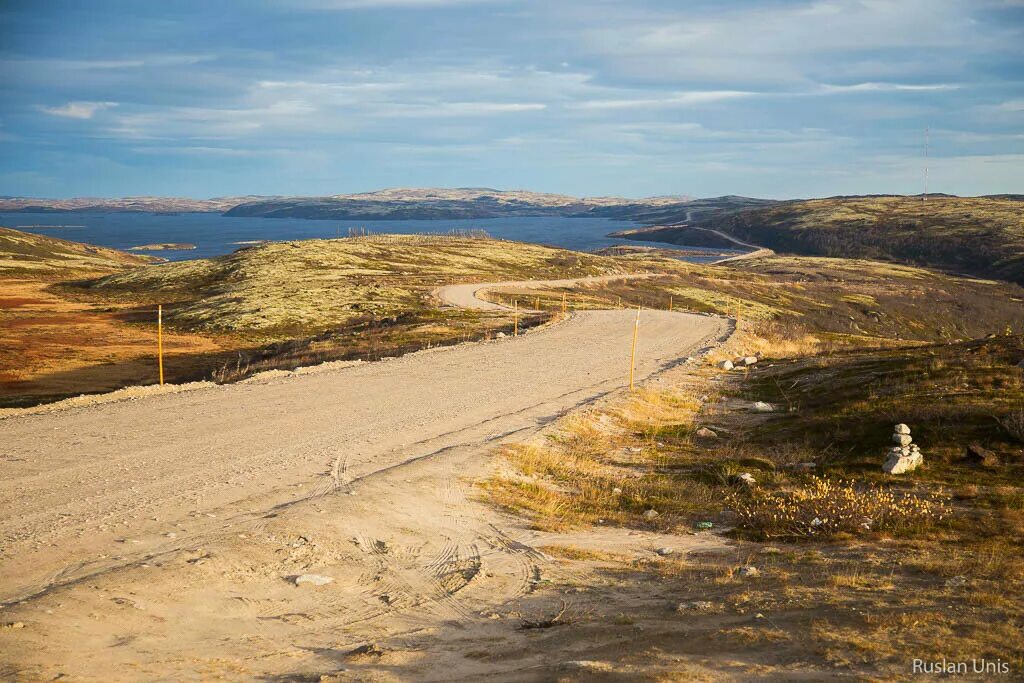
[0,276,729,680]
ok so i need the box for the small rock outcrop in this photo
[719,359,735,370]
[751,401,775,413]
[882,424,923,474]
[963,443,999,468]
[694,427,718,439]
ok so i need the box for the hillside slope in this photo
[83,235,637,333]
[0,226,159,275]
[697,195,1024,284]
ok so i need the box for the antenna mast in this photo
[923,126,929,202]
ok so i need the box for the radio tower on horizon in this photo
[923,126,929,202]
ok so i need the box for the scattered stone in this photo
[346,643,384,659]
[739,356,758,366]
[694,427,718,439]
[642,509,660,520]
[612,487,623,495]
[627,447,642,454]
[963,443,1000,468]
[945,576,968,588]
[495,332,506,339]
[751,401,775,413]
[737,566,760,578]
[719,360,735,370]
[293,574,333,587]
[2,622,25,630]
[655,547,674,557]
[760,546,783,555]
[737,472,757,487]
[676,600,716,613]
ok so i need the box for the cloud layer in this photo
[0,0,1021,197]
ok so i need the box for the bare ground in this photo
[0,278,729,681]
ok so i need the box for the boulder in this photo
[892,433,913,446]
[719,360,735,370]
[642,509,660,520]
[894,423,911,435]
[963,443,999,468]
[751,401,775,413]
[694,427,718,439]
[655,547,674,557]
[883,451,922,474]
[737,566,760,577]
[737,472,757,487]
[739,356,758,366]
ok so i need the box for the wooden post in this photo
[157,304,165,386]
[534,296,539,311]
[669,295,673,312]
[629,306,640,391]
[561,292,567,314]
[513,299,519,337]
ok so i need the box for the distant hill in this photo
[616,195,1024,285]
[0,196,266,214]
[0,226,159,276]
[224,188,692,220]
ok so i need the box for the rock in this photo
[945,575,968,588]
[719,360,735,370]
[751,401,775,413]
[760,546,783,555]
[2,622,25,630]
[495,332,506,339]
[347,643,384,659]
[883,451,922,474]
[627,447,642,454]
[739,356,758,366]
[737,566,760,577]
[894,423,911,435]
[963,443,999,467]
[293,573,333,587]
[655,547,674,557]
[892,433,913,446]
[694,427,718,439]
[737,472,757,487]
[643,509,660,520]
[612,487,623,495]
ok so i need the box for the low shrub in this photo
[726,477,950,539]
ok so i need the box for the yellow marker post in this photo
[157,304,165,386]
[669,295,673,312]
[628,306,640,391]
[534,296,539,311]
[561,292,567,314]
[513,299,519,337]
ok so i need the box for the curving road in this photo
[0,276,729,679]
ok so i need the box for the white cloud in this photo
[570,90,754,110]
[820,82,962,93]
[39,101,118,119]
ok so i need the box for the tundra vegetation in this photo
[621,195,1024,285]
[485,253,1024,677]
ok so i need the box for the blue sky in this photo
[1,0,1022,199]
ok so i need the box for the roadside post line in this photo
[562,292,567,314]
[514,299,519,337]
[157,304,165,386]
[669,295,673,312]
[629,305,640,391]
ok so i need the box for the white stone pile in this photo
[882,423,922,474]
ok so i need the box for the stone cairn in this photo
[882,423,922,474]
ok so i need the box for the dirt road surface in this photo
[0,277,729,681]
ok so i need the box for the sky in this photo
[0,0,1022,199]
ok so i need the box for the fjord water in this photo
[1,212,731,262]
